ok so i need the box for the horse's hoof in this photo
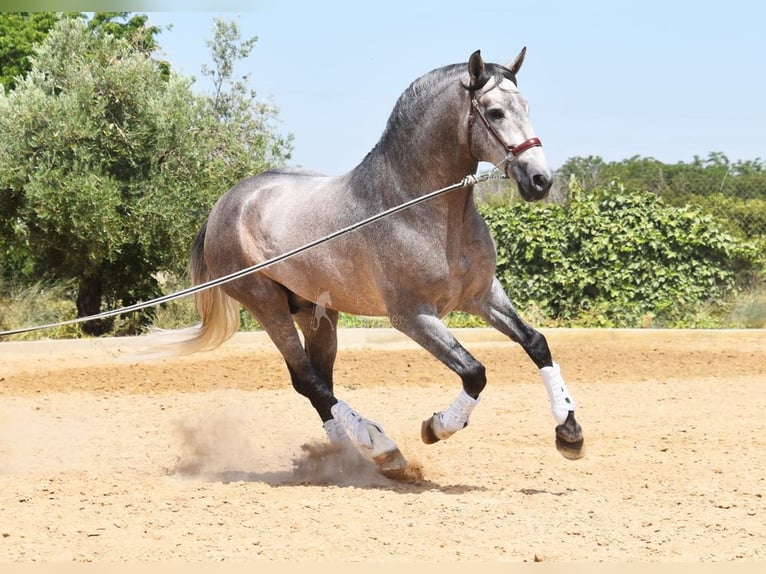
[421,416,441,444]
[366,423,413,480]
[554,411,584,460]
[373,447,409,480]
[374,449,423,482]
[555,434,585,460]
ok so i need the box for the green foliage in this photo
[0,17,292,335]
[556,153,766,242]
[86,12,161,53]
[687,194,766,245]
[199,18,294,171]
[0,12,166,92]
[481,181,764,327]
[553,153,766,327]
[203,18,258,119]
[443,311,488,328]
[558,152,766,202]
[85,12,170,81]
[0,12,65,91]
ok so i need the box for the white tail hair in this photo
[161,221,240,356]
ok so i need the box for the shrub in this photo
[480,182,764,327]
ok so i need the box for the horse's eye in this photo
[487,108,505,121]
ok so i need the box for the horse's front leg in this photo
[473,279,585,459]
[391,310,486,444]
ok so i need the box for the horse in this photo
[171,48,584,479]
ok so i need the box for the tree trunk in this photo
[76,273,112,336]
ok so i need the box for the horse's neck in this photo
[348,87,477,211]
[344,146,480,253]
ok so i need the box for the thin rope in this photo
[0,168,503,338]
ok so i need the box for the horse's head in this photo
[465,49,552,201]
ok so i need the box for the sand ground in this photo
[1,328,764,562]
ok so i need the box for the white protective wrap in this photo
[331,400,377,450]
[323,418,350,444]
[431,390,480,440]
[540,361,576,424]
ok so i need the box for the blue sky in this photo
[139,1,764,175]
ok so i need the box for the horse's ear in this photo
[468,49,486,89]
[507,46,527,76]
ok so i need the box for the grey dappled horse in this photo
[175,49,584,478]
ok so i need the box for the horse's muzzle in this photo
[512,165,553,202]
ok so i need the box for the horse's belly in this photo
[262,247,390,317]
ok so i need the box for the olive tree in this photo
[0,17,291,334]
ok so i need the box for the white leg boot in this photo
[422,390,480,443]
[331,399,408,478]
[323,418,350,445]
[540,361,576,424]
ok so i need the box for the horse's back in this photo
[209,166,339,225]
[204,166,350,264]
[222,166,330,200]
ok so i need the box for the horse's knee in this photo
[461,362,487,398]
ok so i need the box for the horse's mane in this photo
[353,59,518,178]
[379,61,518,144]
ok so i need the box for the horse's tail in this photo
[168,221,241,356]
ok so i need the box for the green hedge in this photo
[480,182,764,327]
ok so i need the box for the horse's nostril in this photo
[532,174,549,191]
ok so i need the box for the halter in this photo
[466,84,542,174]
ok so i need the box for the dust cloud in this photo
[172,410,406,487]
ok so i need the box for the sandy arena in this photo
[0,327,764,562]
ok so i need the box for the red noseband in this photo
[508,136,542,157]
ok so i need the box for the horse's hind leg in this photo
[291,302,409,477]
[236,283,408,477]
[473,279,584,459]
[291,302,348,444]
[290,298,339,388]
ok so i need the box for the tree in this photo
[0,12,163,92]
[558,153,766,201]
[199,18,293,173]
[86,12,170,80]
[556,155,608,193]
[0,17,292,335]
[86,12,160,51]
[0,12,64,91]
